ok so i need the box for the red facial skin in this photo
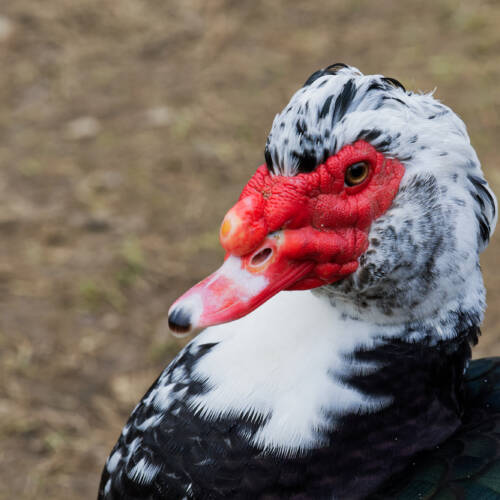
[220,140,404,288]
[168,140,404,334]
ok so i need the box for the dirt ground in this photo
[0,0,499,498]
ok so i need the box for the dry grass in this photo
[0,0,500,498]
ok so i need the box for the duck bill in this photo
[167,235,314,335]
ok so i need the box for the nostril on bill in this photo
[250,247,273,267]
[168,307,192,334]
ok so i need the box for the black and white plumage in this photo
[98,65,499,499]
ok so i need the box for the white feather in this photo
[188,290,395,454]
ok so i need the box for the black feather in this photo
[331,79,356,127]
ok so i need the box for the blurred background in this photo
[0,0,499,498]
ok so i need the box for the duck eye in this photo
[345,161,370,187]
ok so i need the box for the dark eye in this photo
[345,161,370,187]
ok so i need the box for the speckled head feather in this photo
[266,64,485,184]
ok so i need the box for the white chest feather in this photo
[188,291,393,455]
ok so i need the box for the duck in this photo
[98,64,500,499]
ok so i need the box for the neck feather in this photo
[188,289,478,456]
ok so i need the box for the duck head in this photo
[168,64,497,335]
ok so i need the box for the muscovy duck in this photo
[98,64,500,499]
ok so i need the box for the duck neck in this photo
[187,288,480,497]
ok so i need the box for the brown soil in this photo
[0,0,499,498]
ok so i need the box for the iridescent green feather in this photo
[372,358,500,499]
